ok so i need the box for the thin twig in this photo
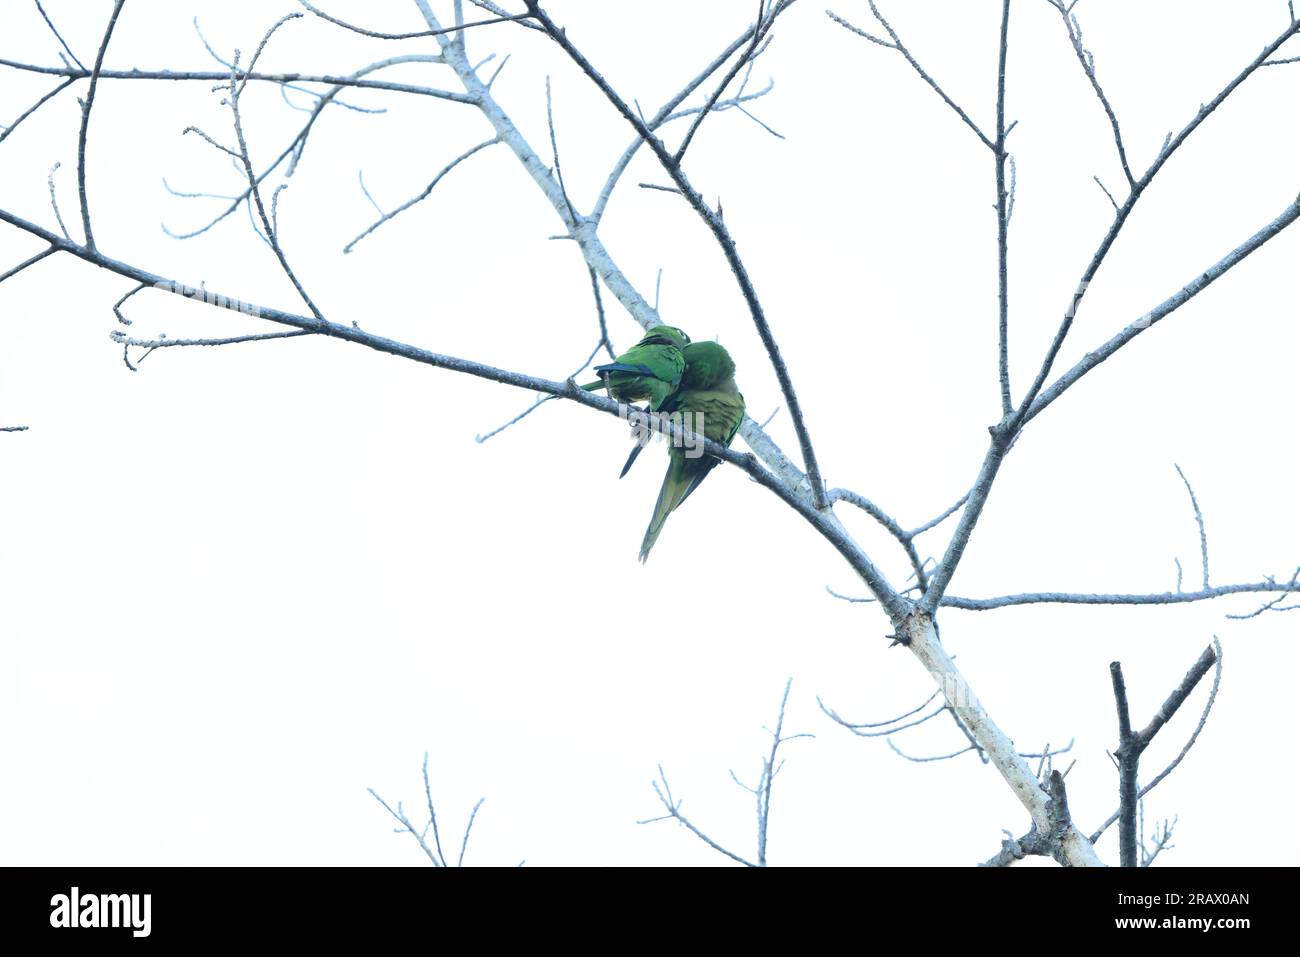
[887,739,976,763]
[227,37,328,324]
[825,10,894,48]
[1093,174,1119,211]
[297,0,530,40]
[1015,16,1300,423]
[77,0,127,251]
[475,340,605,443]
[829,487,927,588]
[995,0,1013,416]
[457,798,484,867]
[673,0,773,166]
[47,162,70,240]
[817,689,941,731]
[343,137,499,253]
[1021,195,1300,426]
[640,768,756,867]
[907,493,969,538]
[825,701,945,738]
[1047,1,1136,190]
[825,584,874,603]
[923,191,1300,614]
[941,580,1300,610]
[837,1,996,150]
[112,330,313,350]
[1174,464,1210,589]
[0,77,76,145]
[588,267,615,360]
[166,56,450,241]
[1226,567,1300,619]
[545,76,581,231]
[0,57,473,103]
[0,246,57,285]
[34,0,86,70]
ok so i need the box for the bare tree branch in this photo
[343,137,499,253]
[0,246,56,284]
[995,0,1013,416]
[0,57,476,104]
[34,0,86,70]
[640,767,756,867]
[1175,463,1210,590]
[908,493,970,538]
[1021,195,1300,426]
[1142,814,1177,867]
[112,329,313,351]
[164,55,451,241]
[940,580,1300,611]
[887,739,974,763]
[590,20,778,226]
[1226,567,1300,619]
[1093,174,1119,211]
[297,0,529,40]
[46,162,71,240]
[831,1,996,150]
[1045,0,1136,190]
[1015,16,1300,422]
[817,688,941,731]
[76,0,127,251]
[369,753,490,866]
[225,23,328,324]
[922,192,1300,615]
[904,614,1103,866]
[642,679,808,867]
[474,340,605,443]
[1110,660,1138,867]
[0,77,76,146]
[1095,640,1222,860]
[830,487,929,588]
[979,770,1082,866]
[821,697,946,737]
[523,0,834,511]
[672,0,775,166]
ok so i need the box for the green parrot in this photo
[580,325,691,411]
[635,340,745,562]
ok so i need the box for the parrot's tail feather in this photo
[638,457,691,562]
[674,459,718,509]
[579,380,603,392]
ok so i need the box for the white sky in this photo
[1,0,1298,866]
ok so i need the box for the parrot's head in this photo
[643,325,691,350]
[680,341,735,389]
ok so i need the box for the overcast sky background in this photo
[1,0,1298,866]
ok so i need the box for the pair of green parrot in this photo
[581,326,745,561]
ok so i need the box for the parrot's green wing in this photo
[579,326,691,411]
[669,388,745,510]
